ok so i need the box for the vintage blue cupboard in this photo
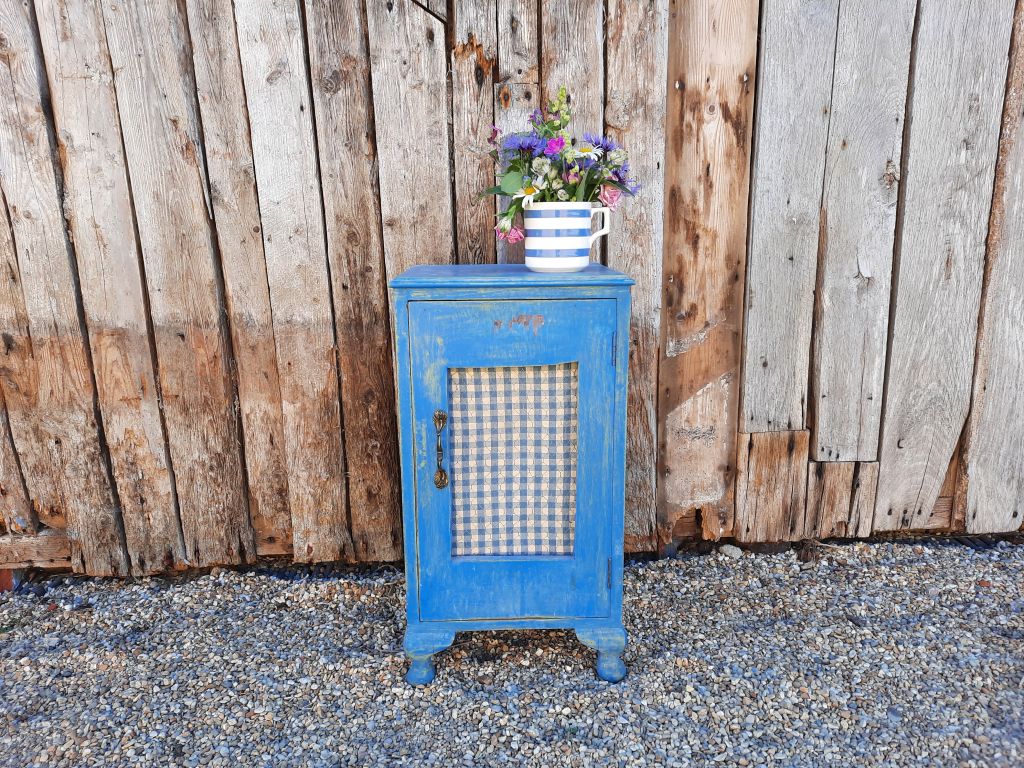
[390,265,632,684]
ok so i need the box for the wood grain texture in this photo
[235,0,352,563]
[367,0,454,278]
[493,81,539,264]
[494,0,539,264]
[451,0,497,265]
[306,0,402,562]
[811,0,915,462]
[959,0,1024,535]
[184,0,292,557]
[740,0,839,433]
[734,430,809,543]
[0,391,31,535]
[0,529,70,569]
[874,0,1016,531]
[35,0,184,575]
[804,461,877,539]
[605,0,668,551]
[0,1,127,576]
[496,0,538,83]
[102,0,253,567]
[540,0,604,137]
[658,0,758,543]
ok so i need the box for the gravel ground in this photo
[1,539,1022,768]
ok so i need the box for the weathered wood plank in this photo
[959,1,1024,535]
[0,391,30,535]
[496,0,538,84]
[539,0,604,137]
[0,2,127,576]
[804,461,877,539]
[605,0,668,551]
[102,0,253,566]
[451,0,497,265]
[740,0,840,432]
[734,430,810,543]
[306,0,402,562]
[183,0,291,558]
[367,0,454,278]
[0,530,70,569]
[493,82,539,264]
[811,0,915,461]
[35,0,184,574]
[235,0,352,563]
[874,0,1016,531]
[494,0,539,264]
[658,0,758,544]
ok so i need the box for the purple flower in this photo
[544,136,566,156]
[584,132,620,154]
[563,167,581,184]
[501,132,545,157]
[528,108,544,126]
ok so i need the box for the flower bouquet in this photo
[482,86,640,272]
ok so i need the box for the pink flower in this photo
[544,136,566,156]
[563,168,581,184]
[505,226,525,244]
[599,184,623,211]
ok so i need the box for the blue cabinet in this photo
[390,264,633,684]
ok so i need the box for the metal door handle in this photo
[433,410,448,489]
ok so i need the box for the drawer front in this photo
[408,299,616,621]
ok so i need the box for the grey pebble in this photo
[0,543,1021,767]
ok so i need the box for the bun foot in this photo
[575,626,627,683]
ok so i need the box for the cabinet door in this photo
[409,299,617,621]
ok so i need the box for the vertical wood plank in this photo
[102,0,253,566]
[804,461,877,539]
[658,0,759,543]
[235,0,352,563]
[451,0,498,265]
[539,0,604,136]
[0,398,30,535]
[959,0,1024,535]
[811,0,916,461]
[734,430,810,543]
[605,0,668,551]
[0,2,127,576]
[874,0,1016,531]
[35,0,184,574]
[306,0,403,561]
[740,0,840,432]
[184,0,292,557]
[367,0,454,278]
[494,0,540,264]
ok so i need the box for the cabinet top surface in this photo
[390,263,634,289]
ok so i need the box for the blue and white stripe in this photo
[523,203,608,272]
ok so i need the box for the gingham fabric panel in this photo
[448,363,578,556]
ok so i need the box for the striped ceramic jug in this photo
[523,201,611,273]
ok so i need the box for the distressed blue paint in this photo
[390,264,632,685]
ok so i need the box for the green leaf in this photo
[481,186,503,196]
[575,171,587,201]
[500,171,523,194]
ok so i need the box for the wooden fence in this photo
[0,0,1021,576]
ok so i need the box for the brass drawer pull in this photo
[433,410,448,489]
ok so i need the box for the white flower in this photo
[556,188,570,201]
[608,148,627,165]
[550,178,564,190]
[532,175,548,191]
[514,183,540,206]
[531,157,551,176]
[572,143,603,161]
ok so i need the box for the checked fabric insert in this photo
[448,363,578,556]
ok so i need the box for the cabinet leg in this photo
[403,627,455,685]
[575,626,627,683]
